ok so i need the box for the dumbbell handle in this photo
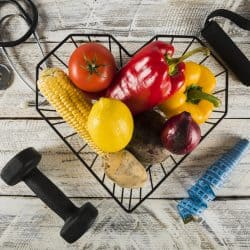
[24,168,78,221]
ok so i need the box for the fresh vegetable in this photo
[160,62,220,124]
[161,112,201,155]
[87,98,134,153]
[127,110,169,166]
[38,68,146,188]
[38,68,105,156]
[106,41,209,114]
[103,150,147,188]
[68,43,116,92]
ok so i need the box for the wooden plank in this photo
[1,0,249,42]
[1,1,249,248]
[0,197,250,249]
[1,42,250,118]
[0,119,249,197]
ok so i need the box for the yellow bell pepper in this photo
[160,62,220,124]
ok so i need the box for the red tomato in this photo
[68,43,116,92]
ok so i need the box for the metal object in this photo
[0,0,47,105]
[0,64,11,90]
[1,37,46,94]
[36,34,229,213]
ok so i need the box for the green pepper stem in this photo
[187,88,221,107]
[166,47,210,75]
[176,47,210,63]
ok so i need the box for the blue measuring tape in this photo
[177,139,250,223]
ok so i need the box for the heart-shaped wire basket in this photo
[36,34,228,213]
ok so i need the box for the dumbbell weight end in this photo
[1,148,98,243]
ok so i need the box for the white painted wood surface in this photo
[0,0,250,248]
[1,197,250,249]
[2,0,249,42]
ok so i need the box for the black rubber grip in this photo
[204,9,250,30]
[202,9,250,86]
[24,168,78,220]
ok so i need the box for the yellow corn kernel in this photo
[38,68,105,156]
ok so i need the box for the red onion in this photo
[161,112,201,155]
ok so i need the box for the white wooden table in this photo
[0,0,250,249]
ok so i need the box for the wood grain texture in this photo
[0,0,250,248]
[0,119,249,198]
[0,197,250,249]
[1,0,249,42]
[1,41,250,118]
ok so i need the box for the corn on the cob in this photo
[38,68,105,156]
[38,68,147,188]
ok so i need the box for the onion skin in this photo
[161,112,201,155]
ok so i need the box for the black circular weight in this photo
[60,202,98,243]
[1,147,41,186]
[0,64,12,90]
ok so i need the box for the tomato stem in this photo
[82,55,110,76]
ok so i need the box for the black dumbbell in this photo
[0,147,98,243]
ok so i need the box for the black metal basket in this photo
[36,34,228,213]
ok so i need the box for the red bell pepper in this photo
[106,41,209,114]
